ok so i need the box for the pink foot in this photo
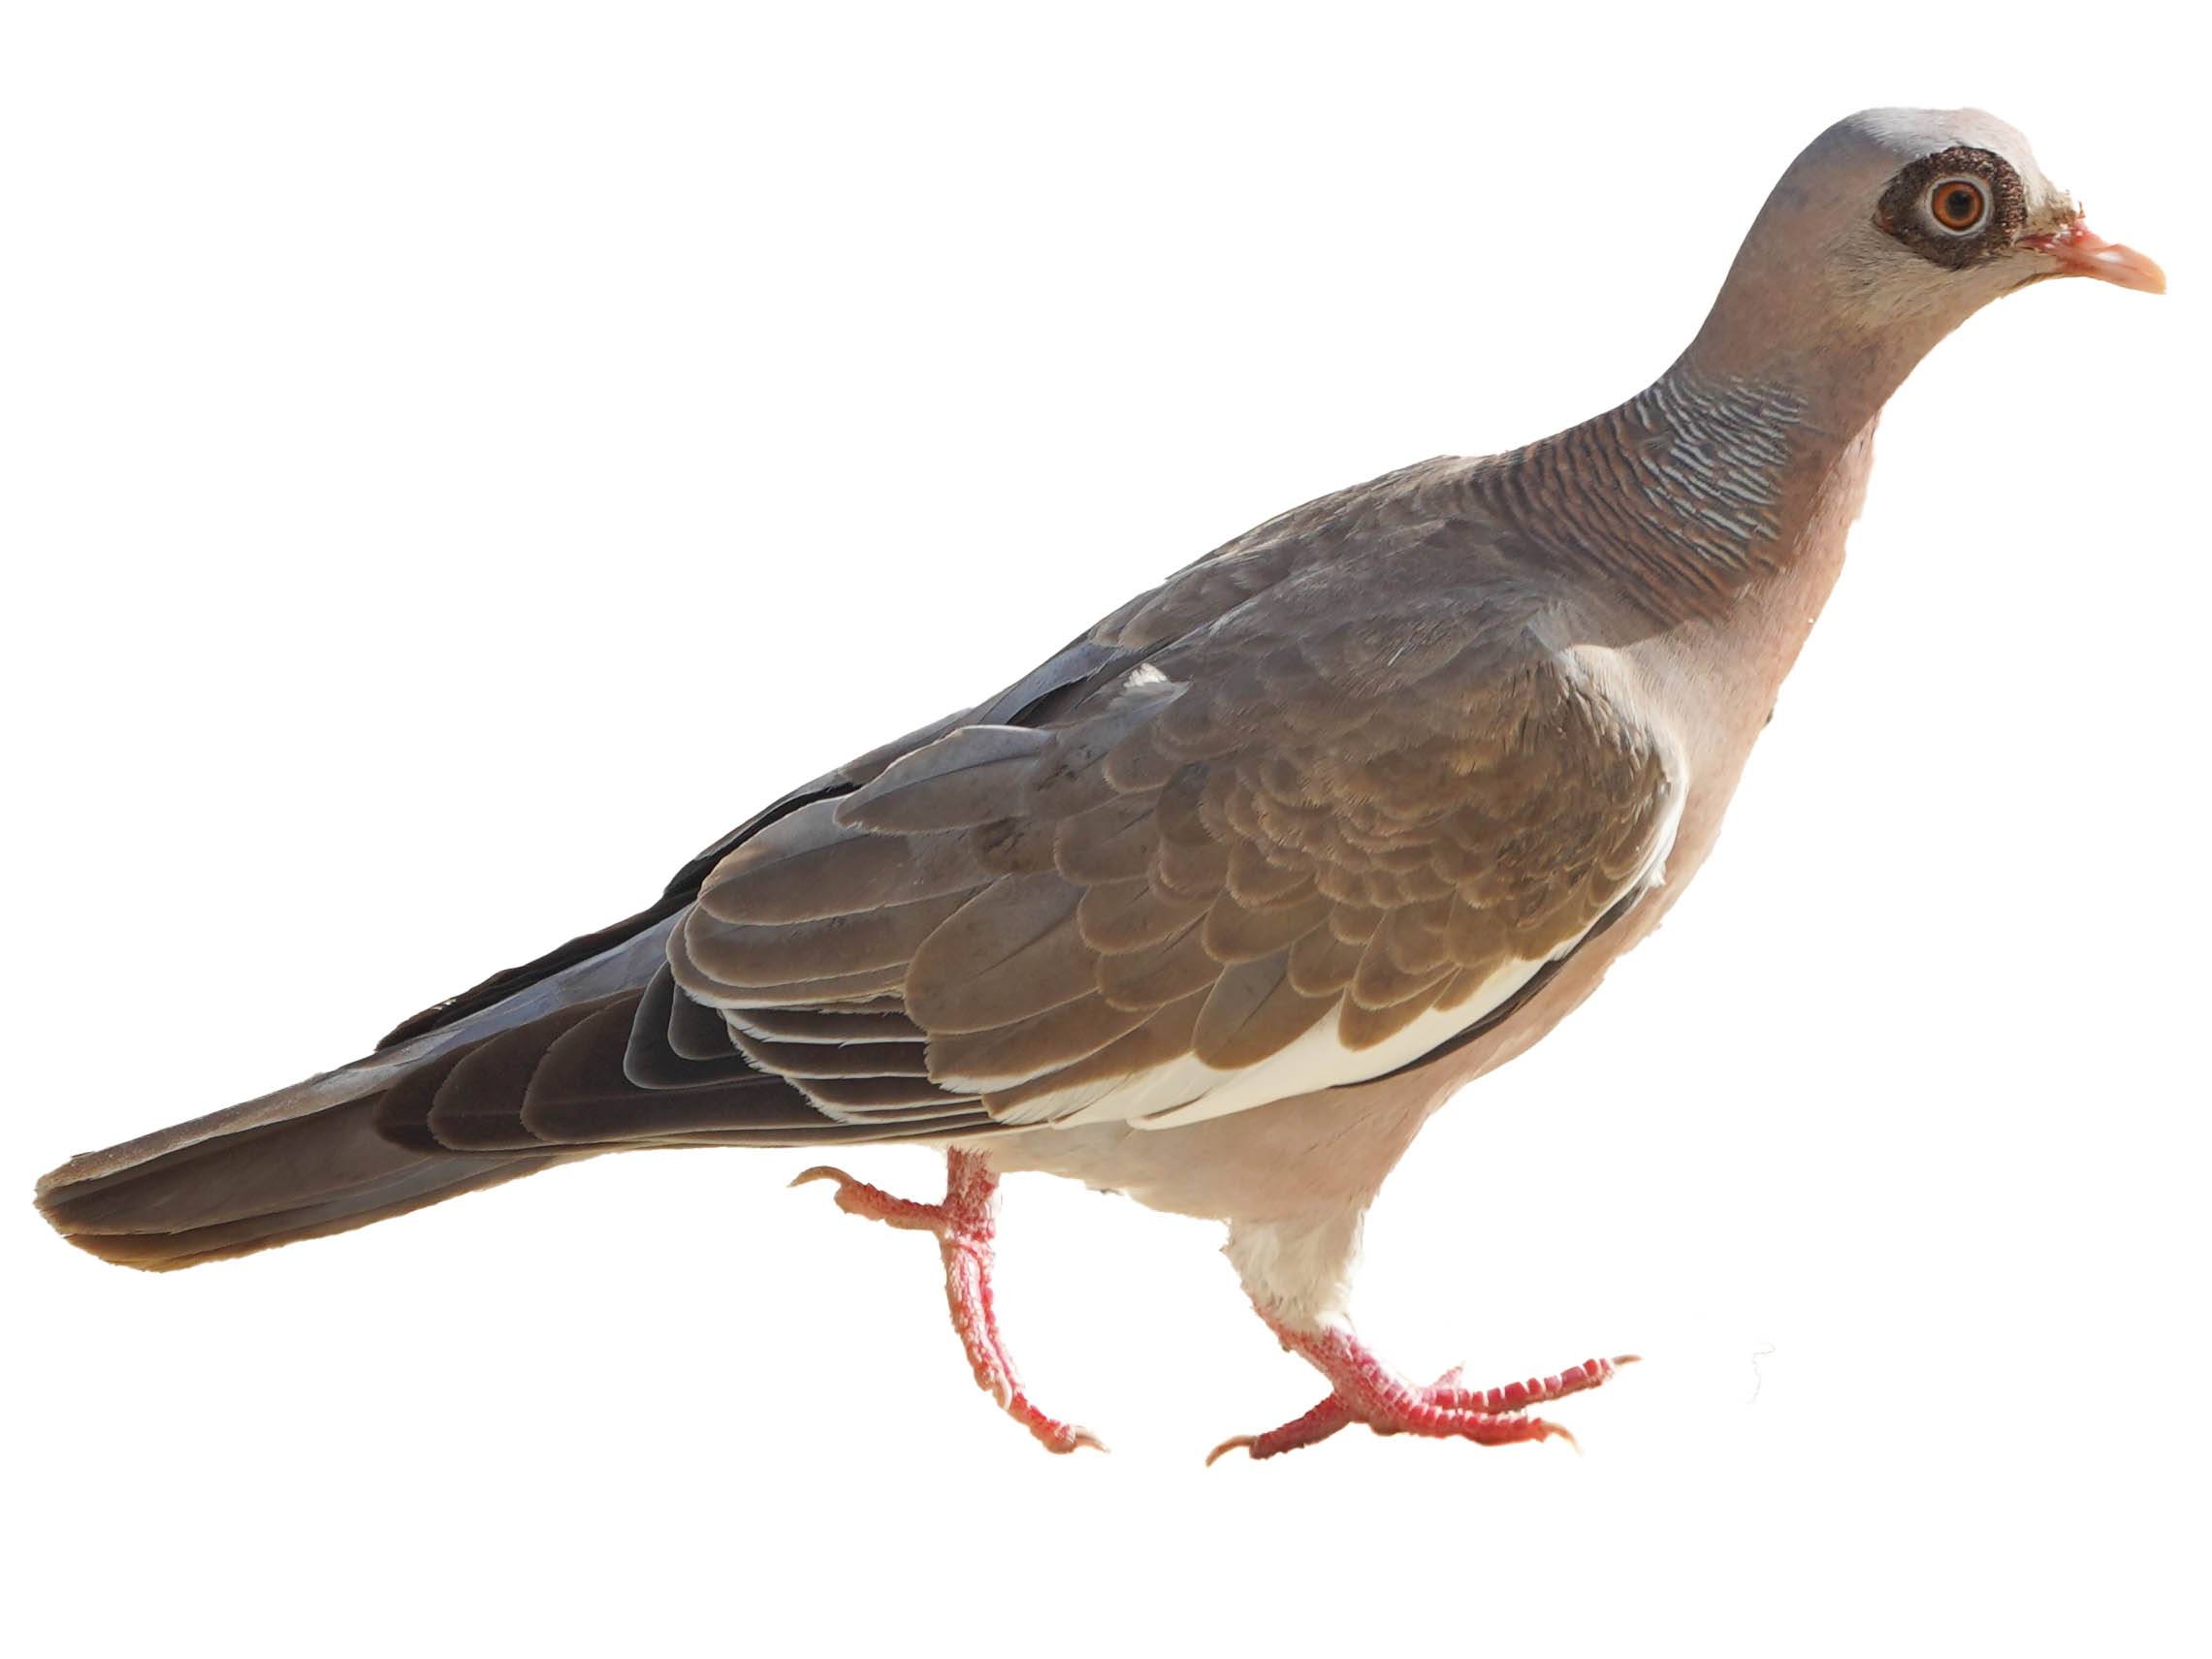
[792,1150,1105,1455]
[1208,1316,1636,1464]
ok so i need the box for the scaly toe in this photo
[790,1165,948,1230]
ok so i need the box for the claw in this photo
[1204,1434,1256,1468]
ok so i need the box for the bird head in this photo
[1684,108,2163,406]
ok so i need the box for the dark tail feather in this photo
[36,1092,566,1271]
[35,914,982,1270]
[34,916,687,1270]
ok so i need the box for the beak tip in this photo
[2093,243,2169,296]
[2028,220,2166,296]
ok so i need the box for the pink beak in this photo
[2023,218,2166,295]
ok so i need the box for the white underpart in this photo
[1225,1207,1368,1330]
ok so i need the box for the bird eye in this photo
[1927,176,1989,234]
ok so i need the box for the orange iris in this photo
[1930,178,1987,232]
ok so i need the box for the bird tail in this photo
[34,916,684,1271]
[35,1092,564,1271]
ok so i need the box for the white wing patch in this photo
[1013,955,1551,1130]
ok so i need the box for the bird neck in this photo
[1483,365,1871,628]
[1493,237,1975,629]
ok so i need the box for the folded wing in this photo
[672,563,1682,1133]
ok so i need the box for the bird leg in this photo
[791,1149,1104,1454]
[1208,1307,1633,1463]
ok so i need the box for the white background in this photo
[5,3,2204,1653]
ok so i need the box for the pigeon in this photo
[35,108,2163,1459]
